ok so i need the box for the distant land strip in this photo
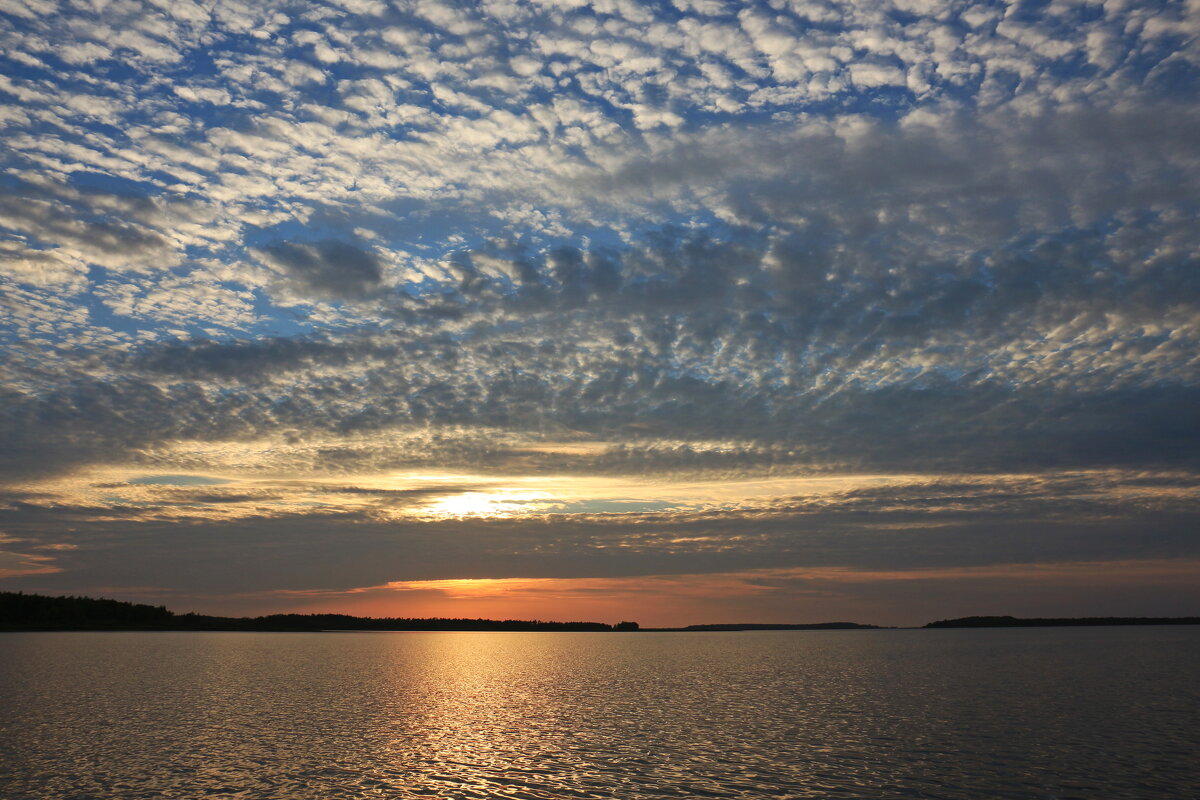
[668,623,883,631]
[3,592,1198,632]
[924,615,1200,628]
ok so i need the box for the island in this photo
[924,615,1200,628]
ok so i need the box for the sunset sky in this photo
[1,0,1197,627]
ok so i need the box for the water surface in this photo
[2,627,1198,799]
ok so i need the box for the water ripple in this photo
[1,628,1198,799]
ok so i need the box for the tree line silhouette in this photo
[0,591,633,632]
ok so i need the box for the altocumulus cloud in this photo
[255,239,385,300]
[0,0,1197,622]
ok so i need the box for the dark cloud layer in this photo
[131,337,389,383]
[6,169,1199,480]
[257,240,384,300]
[3,472,1197,597]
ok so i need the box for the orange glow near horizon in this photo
[242,559,1200,628]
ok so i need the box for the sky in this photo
[0,0,1197,628]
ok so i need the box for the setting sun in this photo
[420,490,553,519]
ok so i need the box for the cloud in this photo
[255,239,385,300]
[0,239,88,289]
[0,546,61,579]
[130,336,388,383]
[2,467,1197,605]
[1,0,1198,618]
[0,183,184,274]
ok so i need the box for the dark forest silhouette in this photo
[0,591,621,632]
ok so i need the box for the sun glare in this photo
[421,490,551,518]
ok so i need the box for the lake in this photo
[1,627,1197,799]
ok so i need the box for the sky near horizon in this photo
[0,0,1198,627]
